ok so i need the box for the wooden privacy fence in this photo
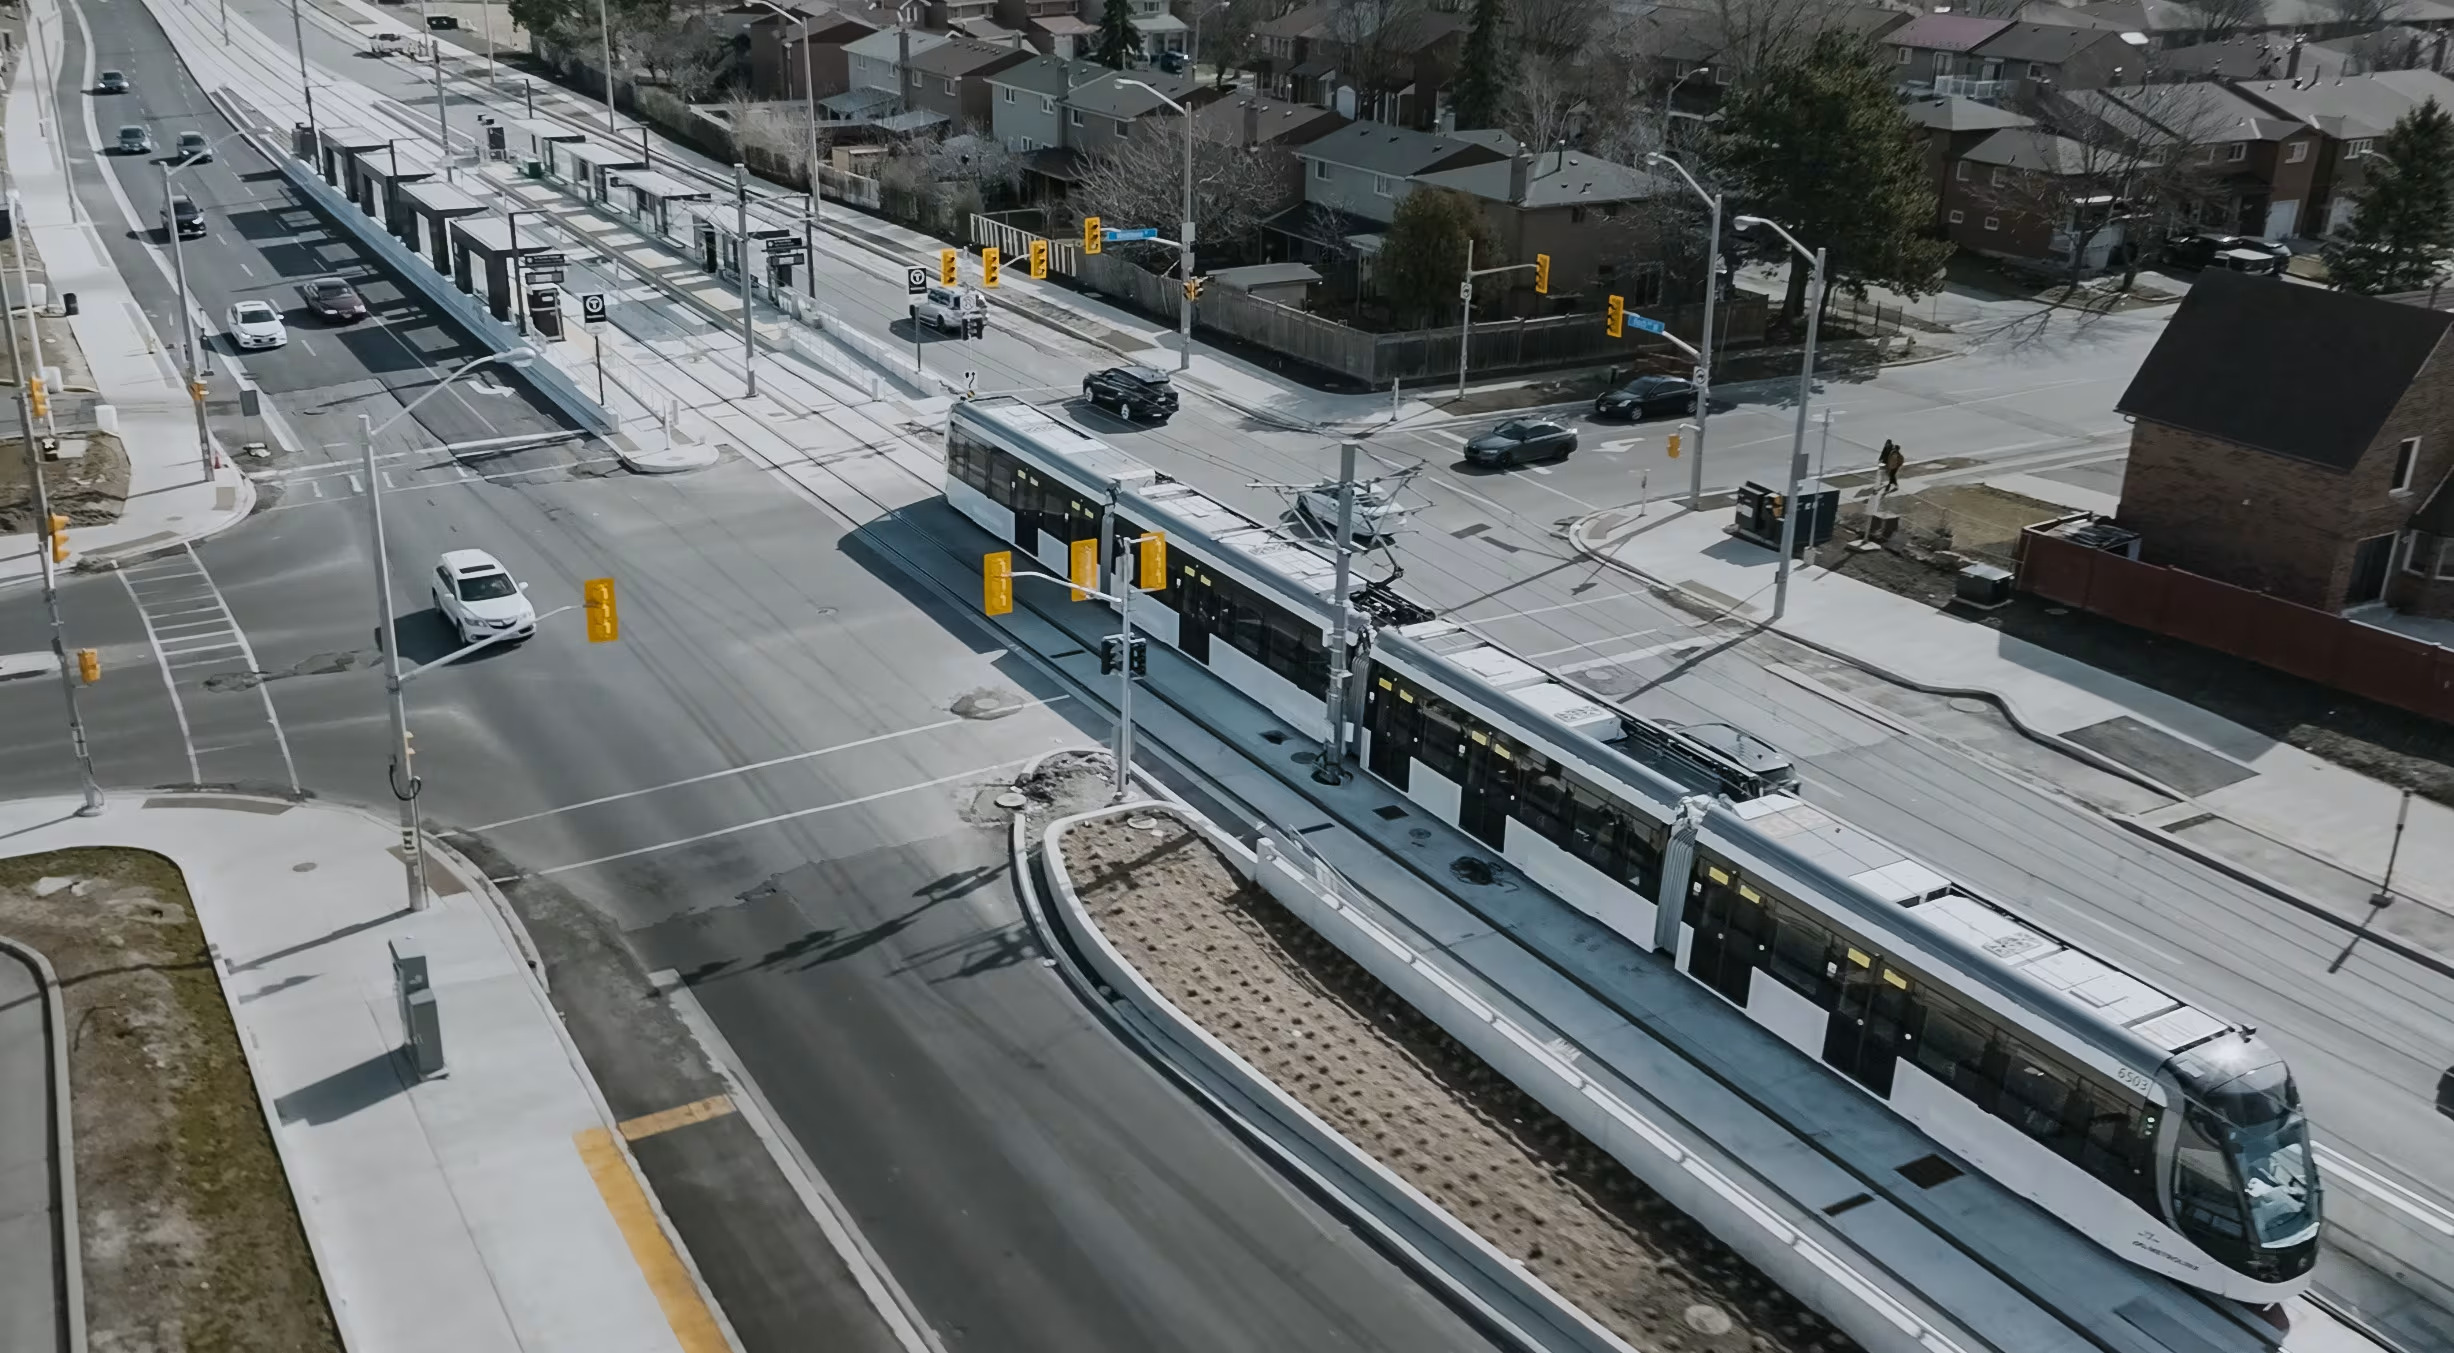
[2017,527,2454,723]
[967,214,1763,387]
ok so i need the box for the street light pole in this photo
[419,0,449,154]
[10,192,53,436]
[750,0,822,297]
[162,160,214,473]
[1735,213,1826,622]
[289,0,319,141]
[735,161,757,396]
[1647,152,1720,510]
[1117,80,1198,372]
[598,0,619,134]
[1,258,101,816]
[1457,241,1539,400]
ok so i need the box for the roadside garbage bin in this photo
[59,292,75,316]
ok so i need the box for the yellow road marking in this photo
[618,1095,736,1142]
[574,1127,730,1353]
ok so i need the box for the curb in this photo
[1011,771,1631,1353]
[0,932,85,1353]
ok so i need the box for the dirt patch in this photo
[0,432,132,533]
[1063,813,1856,1353]
[0,848,341,1353]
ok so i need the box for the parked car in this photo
[226,301,286,350]
[1155,49,1190,74]
[114,124,152,154]
[300,276,367,321]
[96,70,128,94]
[1594,374,1698,421]
[426,12,459,26]
[161,194,203,239]
[1082,365,1179,423]
[1464,418,1578,467]
[2164,232,2288,275]
[430,550,535,647]
[175,131,211,163]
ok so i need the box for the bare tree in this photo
[1709,0,1830,85]
[1988,85,2230,288]
[1324,0,1432,120]
[2330,0,2407,34]
[1498,53,1580,156]
[2192,0,2267,40]
[1074,118,1299,261]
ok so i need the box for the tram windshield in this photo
[2177,1043,2321,1249]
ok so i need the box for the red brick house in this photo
[2115,272,2454,615]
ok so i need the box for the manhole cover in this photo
[1949,696,1990,714]
[1126,815,1158,830]
[994,791,1027,810]
[951,687,1023,720]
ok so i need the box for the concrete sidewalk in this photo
[1574,506,2454,965]
[0,792,737,1353]
[0,47,252,589]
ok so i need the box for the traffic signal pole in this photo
[1457,244,1542,402]
[3,257,100,815]
[360,413,429,912]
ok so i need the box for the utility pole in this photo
[1313,441,1360,785]
[1773,246,1826,621]
[10,192,52,435]
[3,261,100,816]
[735,161,757,397]
[162,163,213,474]
[361,413,428,911]
[598,0,619,134]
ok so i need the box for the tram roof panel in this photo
[1448,643,1548,691]
[2021,950,2177,1025]
[1514,682,1618,734]
[2134,1005,2230,1053]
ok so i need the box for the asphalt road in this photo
[0,2,1510,1349]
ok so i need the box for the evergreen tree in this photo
[2322,98,2454,294]
[1451,0,1508,132]
[1708,31,1949,323]
[1378,188,1497,326]
[1095,0,1141,70]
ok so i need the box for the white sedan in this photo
[227,301,287,350]
[430,550,536,647]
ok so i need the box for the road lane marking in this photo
[118,569,202,784]
[572,1128,732,1353]
[617,1095,736,1142]
[1521,627,1661,660]
[1459,590,1650,623]
[182,544,300,794]
[468,702,1070,832]
[507,759,1035,880]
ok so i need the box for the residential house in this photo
[2068,0,2454,50]
[746,5,887,102]
[996,0,1094,56]
[2152,33,2354,82]
[1072,0,1186,60]
[1257,4,1332,101]
[1967,23,2138,102]
[1901,95,2036,230]
[987,53,1098,153]
[1286,121,1505,224]
[2062,81,2318,238]
[1059,68,1214,150]
[1193,93,1348,202]
[1411,146,1667,298]
[1889,14,2015,98]
[929,0,1000,33]
[1253,2,1467,128]
[1938,127,2124,269]
[2232,69,2454,234]
[845,26,951,105]
[907,37,1032,131]
[2115,271,2454,614]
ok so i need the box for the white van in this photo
[919,283,984,334]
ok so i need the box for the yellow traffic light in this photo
[938,249,958,285]
[1666,432,1682,460]
[984,551,1013,616]
[188,379,207,404]
[1083,215,1102,255]
[583,576,619,642]
[1029,238,1049,279]
[1138,532,1166,590]
[1183,275,1205,301]
[1534,253,1552,294]
[1068,538,1096,601]
[76,648,99,684]
[1606,294,1625,339]
[982,246,1001,288]
[27,375,46,418]
[45,513,67,563]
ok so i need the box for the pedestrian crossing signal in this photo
[982,247,1000,288]
[1100,635,1147,676]
[583,576,619,642]
[1083,216,1102,255]
[27,375,46,418]
[1667,432,1681,459]
[1606,294,1625,339]
[1030,238,1049,279]
[1534,253,1552,295]
[983,551,1013,616]
[939,249,958,285]
[1137,532,1165,591]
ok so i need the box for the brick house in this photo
[746,3,896,101]
[2062,82,2318,238]
[1938,127,2114,268]
[2115,272,2454,614]
[1902,95,2035,232]
[1191,93,1347,202]
[905,37,1032,131]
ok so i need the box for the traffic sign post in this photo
[1628,314,1668,335]
[1105,226,1160,242]
[581,293,607,325]
[906,266,928,295]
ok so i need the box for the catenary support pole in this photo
[1691,190,1720,510]
[736,161,756,397]
[1772,246,1826,622]
[1456,237,1473,401]
[1314,440,1359,784]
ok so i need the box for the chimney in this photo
[1508,153,1531,202]
[2286,34,2303,79]
[1244,96,1260,145]
[2435,31,2448,71]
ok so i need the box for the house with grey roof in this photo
[1964,22,2137,102]
[1289,122,1505,224]
[986,53,1097,152]
[2232,68,2454,234]
[1058,68,1214,153]
[1940,127,2119,268]
[845,26,950,104]
[1889,13,2014,96]
[1412,147,1668,295]
[2060,82,2319,238]
[1902,96,2035,234]
[905,36,1031,131]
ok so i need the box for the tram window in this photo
[2001,1045,2079,1148]
[1566,784,1625,875]
[946,428,991,490]
[1519,759,1570,840]
[1620,829,1661,892]
[1768,907,1833,998]
[1419,701,1467,779]
[2076,1094,2146,1193]
[1911,999,1993,1103]
[2173,1110,2249,1241]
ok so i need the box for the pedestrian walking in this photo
[1878,439,1904,492]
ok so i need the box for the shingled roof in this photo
[2115,271,2452,471]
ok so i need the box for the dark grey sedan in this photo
[1464,418,1578,467]
[1595,374,1697,421]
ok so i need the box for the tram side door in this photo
[1458,733,1514,848]
[1366,678,1415,789]
[1824,950,1908,1097]
[1687,879,1765,1007]
[1009,467,1043,554]
[1172,562,1212,663]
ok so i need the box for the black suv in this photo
[162,194,203,239]
[1083,365,1178,424]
